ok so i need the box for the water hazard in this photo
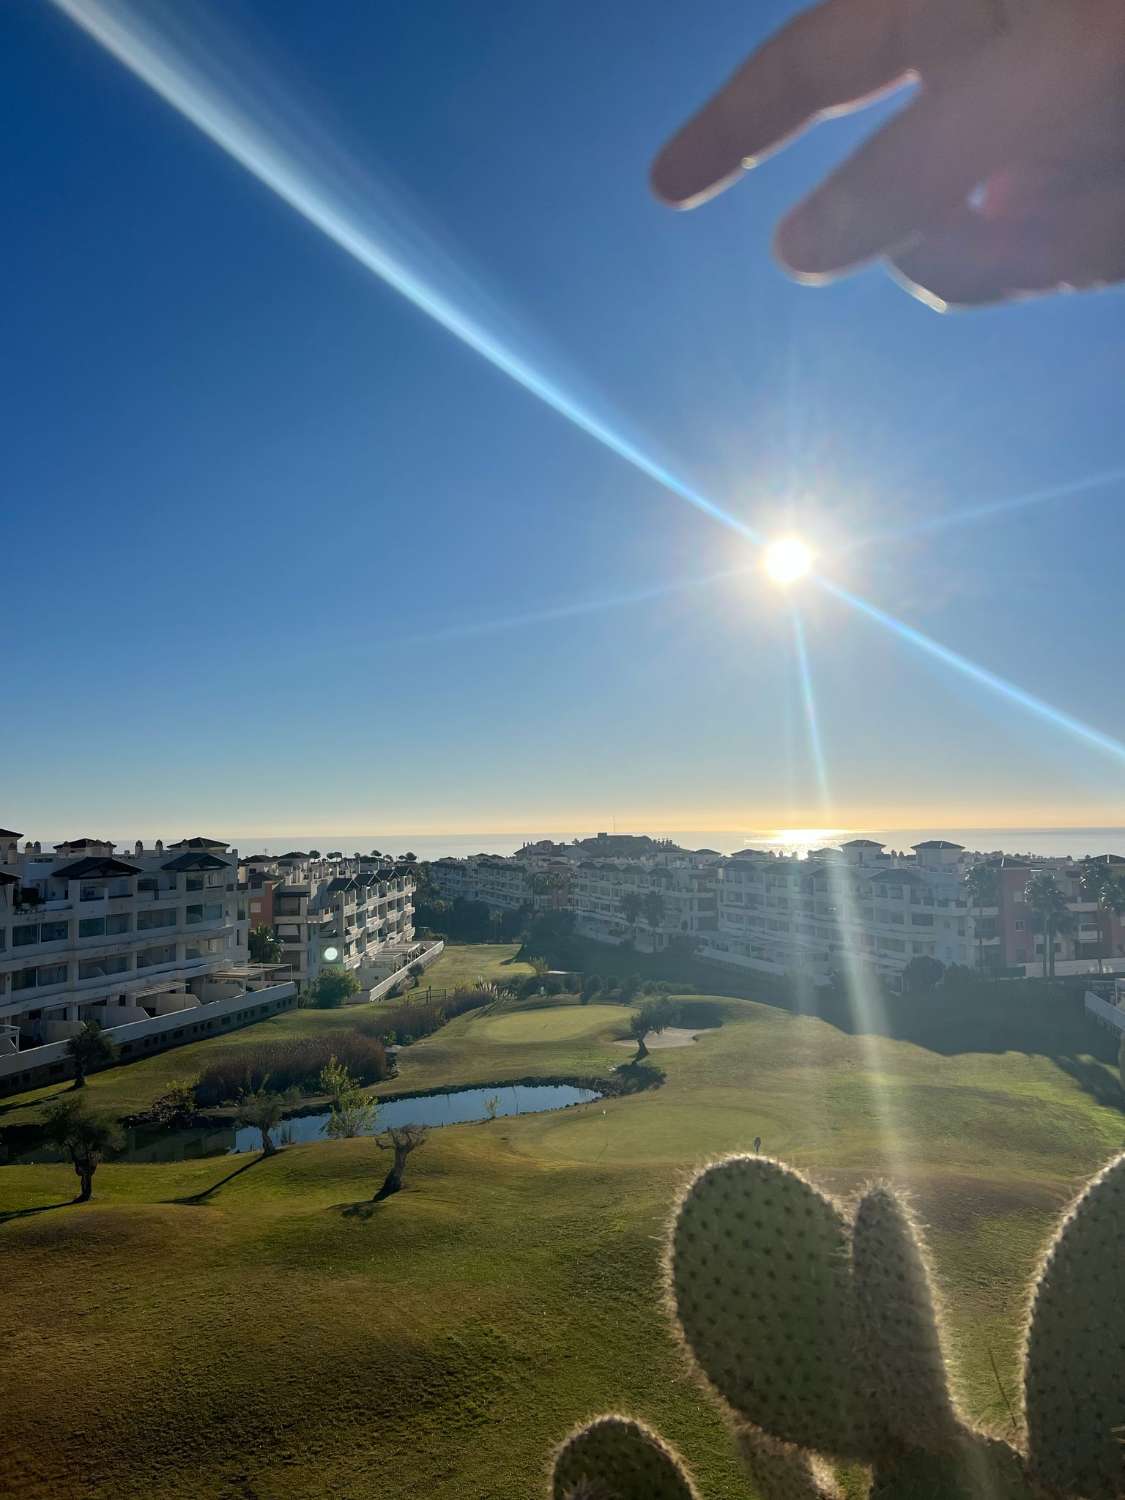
[13,1082,600,1164]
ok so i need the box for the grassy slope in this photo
[2,984,1122,1499]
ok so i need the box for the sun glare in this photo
[764,536,813,586]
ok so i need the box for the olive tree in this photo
[43,1097,123,1202]
[374,1123,428,1198]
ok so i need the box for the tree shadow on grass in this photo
[339,1200,381,1220]
[1053,1054,1125,1112]
[0,1199,76,1225]
[0,1082,72,1118]
[168,1153,266,1206]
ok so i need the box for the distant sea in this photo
[237,828,1125,862]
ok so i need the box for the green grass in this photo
[2,976,1122,1499]
[420,941,533,993]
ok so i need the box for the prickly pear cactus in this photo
[851,1185,961,1453]
[1024,1151,1125,1499]
[669,1156,876,1457]
[546,1152,1125,1500]
[550,1416,698,1499]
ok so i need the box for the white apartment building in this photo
[430,853,573,913]
[0,828,297,1094]
[242,852,416,988]
[703,839,974,988]
[431,855,533,911]
[571,858,720,952]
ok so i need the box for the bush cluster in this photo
[352,985,495,1047]
[194,1030,389,1107]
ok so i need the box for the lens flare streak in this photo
[846,465,1125,552]
[818,578,1125,765]
[790,609,907,1178]
[49,0,758,545]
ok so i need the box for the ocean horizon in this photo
[230,827,1125,863]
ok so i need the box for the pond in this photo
[12,1082,601,1165]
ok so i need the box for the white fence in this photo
[360,940,445,1004]
[0,980,298,1093]
[1085,990,1125,1034]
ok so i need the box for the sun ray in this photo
[817,578,1125,765]
[845,465,1125,552]
[792,611,909,1180]
[49,0,759,546]
[398,565,756,646]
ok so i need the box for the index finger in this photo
[650,0,997,208]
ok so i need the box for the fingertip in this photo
[771,210,835,281]
[649,141,742,209]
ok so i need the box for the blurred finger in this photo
[774,5,1120,275]
[650,0,1011,208]
[888,186,1125,308]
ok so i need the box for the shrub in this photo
[407,962,424,979]
[541,976,563,997]
[194,1031,389,1106]
[445,987,492,1020]
[305,966,362,1009]
[131,1082,199,1127]
[380,1001,445,1046]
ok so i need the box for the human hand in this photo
[651,0,1125,308]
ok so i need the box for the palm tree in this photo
[1079,858,1125,967]
[67,1020,117,1090]
[620,892,644,943]
[247,924,283,964]
[43,1097,123,1202]
[963,863,998,971]
[1024,871,1071,979]
[642,889,666,932]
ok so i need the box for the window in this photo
[79,917,106,939]
[137,908,177,930]
[137,943,176,969]
[80,884,103,902]
[107,913,130,935]
[1015,918,1025,930]
[39,921,69,943]
[36,964,67,987]
[250,901,261,913]
[186,876,204,892]
[12,969,38,991]
[13,924,39,946]
[79,955,128,980]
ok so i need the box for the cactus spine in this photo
[548,1151,1125,1500]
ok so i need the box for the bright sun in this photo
[764,536,814,586]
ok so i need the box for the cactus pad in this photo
[551,1416,699,1500]
[852,1186,961,1452]
[736,1426,843,1499]
[1024,1151,1125,1499]
[669,1156,875,1457]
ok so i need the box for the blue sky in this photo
[5,0,1125,839]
